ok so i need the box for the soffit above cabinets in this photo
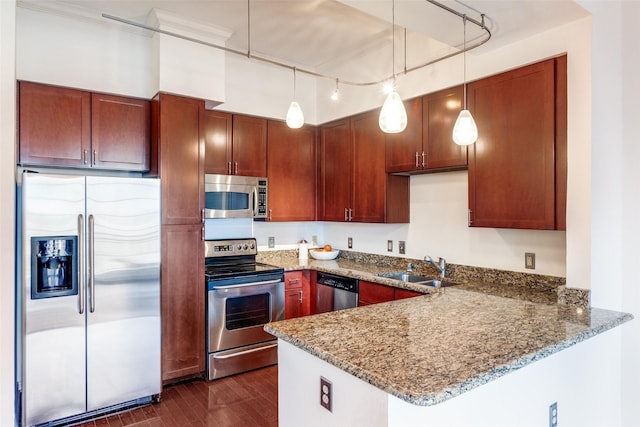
[19,0,589,84]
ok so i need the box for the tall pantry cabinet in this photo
[151,93,205,383]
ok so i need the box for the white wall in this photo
[575,1,640,426]
[16,5,153,98]
[279,328,623,427]
[0,1,16,426]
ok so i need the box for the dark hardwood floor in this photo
[73,366,278,427]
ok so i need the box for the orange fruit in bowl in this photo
[323,244,332,252]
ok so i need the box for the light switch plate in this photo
[399,241,406,254]
[268,237,275,248]
[348,237,353,249]
[387,240,393,252]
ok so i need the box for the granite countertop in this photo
[258,250,561,304]
[266,287,632,406]
[261,250,633,406]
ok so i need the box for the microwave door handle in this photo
[252,187,258,217]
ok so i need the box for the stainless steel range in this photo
[205,238,284,380]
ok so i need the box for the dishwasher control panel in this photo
[316,272,358,293]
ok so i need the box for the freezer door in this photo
[21,173,87,426]
[85,177,161,411]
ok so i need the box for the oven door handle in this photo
[210,278,282,290]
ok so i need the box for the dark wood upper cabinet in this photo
[19,81,91,168]
[91,93,150,171]
[232,114,267,177]
[385,97,423,173]
[385,89,467,174]
[202,110,232,175]
[202,112,267,177]
[352,111,409,223]
[267,120,316,222]
[319,113,409,223]
[422,86,468,170]
[155,93,204,225]
[318,118,352,222]
[467,56,567,230]
[18,81,150,171]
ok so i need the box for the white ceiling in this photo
[21,0,590,84]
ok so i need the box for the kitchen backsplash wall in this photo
[255,171,567,277]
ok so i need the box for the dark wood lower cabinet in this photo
[284,271,310,319]
[358,281,395,306]
[161,224,204,383]
[359,280,422,305]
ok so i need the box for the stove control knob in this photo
[243,244,248,250]
[236,245,242,251]
[250,243,255,250]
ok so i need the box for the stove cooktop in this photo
[204,262,284,280]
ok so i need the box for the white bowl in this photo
[309,249,340,260]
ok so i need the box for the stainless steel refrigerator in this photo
[17,172,161,426]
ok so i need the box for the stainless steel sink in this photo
[377,271,459,288]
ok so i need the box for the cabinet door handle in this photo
[344,208,348,221]
[415,152,419,168]
[83,149,88,165]
[349,208,353,222]
[227,161,232,175]
[201,208,205,223]
[422,151,425,168]
[299,290,303,304]
[268,209,272,221]
[234,161,238,175]
[93,149,97,166]
[468,209,473,226]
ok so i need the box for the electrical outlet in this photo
[399,241,406,254]
[348,237,353,249]
[311,235,318,246]
[320,377,332,412]
[387,240,393,252]
[268,237,275,248]
[525,252,536,269]
[549,402,558,427]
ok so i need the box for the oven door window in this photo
[225,293,270,330]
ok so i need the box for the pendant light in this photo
[379,0,407,134]
[452,15,478,146]
[286,67,304,129]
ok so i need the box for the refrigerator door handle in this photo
[89,214,95,313]
[78,214,85,315]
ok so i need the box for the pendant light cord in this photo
[293,67,297,99]
[392,0,396,83]
[463,14,467,109]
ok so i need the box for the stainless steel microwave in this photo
[204,174,268,219]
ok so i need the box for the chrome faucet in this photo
[406,262,414,272]
[424,256,446,278]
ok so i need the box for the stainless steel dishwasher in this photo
[316,272,359,314]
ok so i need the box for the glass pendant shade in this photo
[452,109,478,145]
[379,90,407,133]
[286,101,304,129]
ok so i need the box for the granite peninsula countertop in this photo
[266,287,632,406]
[261,250,633,406]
